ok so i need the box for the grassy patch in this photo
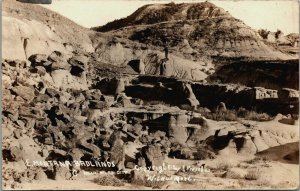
[244,169,261,180]
[199,107,272,122]
[201,109,238,121]
[215,161,234,171]
[92,174,124,186]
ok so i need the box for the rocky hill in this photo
[93,2,231,32]
[88,1,297,86]
[92,2,293,60]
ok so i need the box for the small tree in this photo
[275,29,283,39]
[258,29,270,39]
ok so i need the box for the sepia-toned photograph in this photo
[2,0,299,190]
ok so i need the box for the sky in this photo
[41,0,299,34]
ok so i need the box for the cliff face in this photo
[2,0,94,60]
[209,59,299,90]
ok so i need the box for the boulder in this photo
[54,166,72,180]
[137,157,146,167]
[89,100,109,110]
[238,136,257,155]
[68,55,88,71]
[2,74,13,89]
[115,79,125,94]
[125,162,136,169]
[110,139,125,170]
[114,93,132,108]
[11,85,35,102]
[51,69,88,90]
[130,170,147,184]
[45,88,61,98]
[278,88,299,101]
[168,114,188,144]
[218,139,237,156]
[160,58,172,77]
[144,144,164,167]
[35,66,47,75]
[51,59,71,71]
[218,102,227,111]
[28,54,48,65]
[13,129,22,139]
[128,59,145,74]
[34,170,48,181]
[183,83,200,108]
[10,146,24,162]
[279,118,297,125]
[48,51,67,63]
[69,148,84,161]
[139,61,145,74]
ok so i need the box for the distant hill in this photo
[92,2,231,32]
[92,2,293,61]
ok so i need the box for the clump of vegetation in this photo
[215,160,234,171]
[237,108,271,121]
[201,109,238,121]
[193,147,216,160]
[199,107,272,122]
[258,29,270,39]
[244,169,261,180]
[246,156,268,164]
[93,174,124,187]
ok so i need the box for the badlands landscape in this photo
[2,0,299,189]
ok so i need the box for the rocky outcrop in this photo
[278,88,299,102]
[3,0,94,61]
[210,59,299,90]
[211,126,298,156]
[142,144,164,167]
[124,76,298,115]
[168,114,189,145]
[3,16,68,60]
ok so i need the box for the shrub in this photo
[201,109,238,121]
[199,107,272,122]
[193,147,216,160]
[93,174,124,186]
[215,160,234,171]
[244,169,261,180]
[243,111,271,122]
[258,29,270,39]
[246,156,267,164]
[237,107,248,118]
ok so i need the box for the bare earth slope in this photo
[92,2,294,60]
[93,2,231,32]
[89,2,297,84]
[2,0,94,60]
